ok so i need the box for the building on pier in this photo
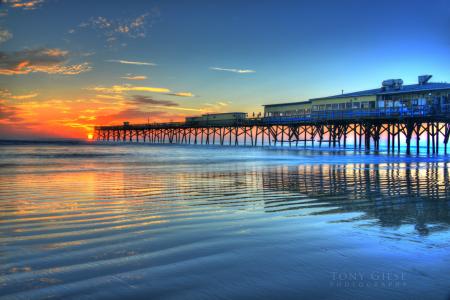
[185,112,247,125]
[264,75,450,117]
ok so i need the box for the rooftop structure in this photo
[264,75,450,117]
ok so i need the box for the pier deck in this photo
[94,108,450,155]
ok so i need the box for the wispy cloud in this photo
[158,106,203,112]
[2,0,45,10]
[70,9,160,46]
[81,51,95,57]
[107,59,155,66]
[11,93,38,100]
[210,67,255,74]
[95,109,169,125]
[95,94,124,100]
[0,102,22,122]
[127,95,178,107]
[166,92,194,97]
[89,84,170,94]
[121,75,148,80]
[0,28,12,44]
[0,89,10,99]
[204,100,232,112]
[42,48,69,57]
[89,84,194,98]
[0,88,38,100]
[0,48,92,75]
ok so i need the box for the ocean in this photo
[0,141,449,300]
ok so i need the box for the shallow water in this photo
[0,142,450,300]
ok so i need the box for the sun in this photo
[87,133,94,140]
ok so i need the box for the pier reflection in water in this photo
[260,162,450,235]
[0,144,450,300]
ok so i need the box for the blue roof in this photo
[263,100,311,107]
[310,82,450,100]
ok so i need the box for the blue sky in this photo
[0,0,449,137]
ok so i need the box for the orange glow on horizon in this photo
[0,94,189,139]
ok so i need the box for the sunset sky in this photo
[0,0,449,139]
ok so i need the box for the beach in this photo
[0,141,449,299]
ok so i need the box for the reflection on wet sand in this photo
[260,162,450,234]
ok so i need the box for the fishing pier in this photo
[94,75,450,155]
